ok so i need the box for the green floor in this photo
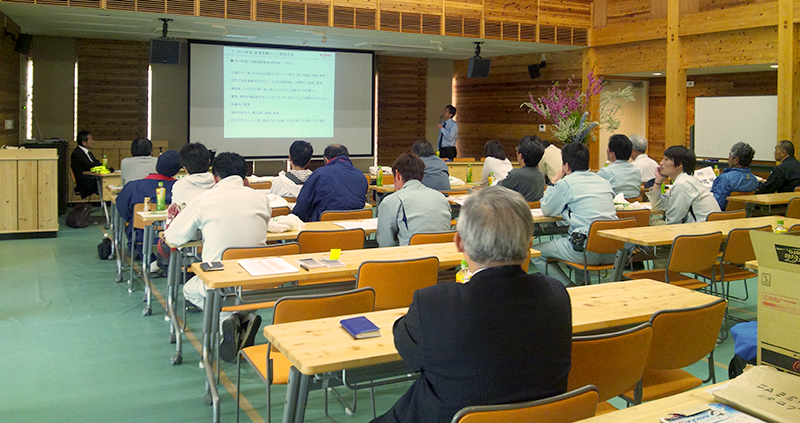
[0,215,755,422]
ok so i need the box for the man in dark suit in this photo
[372,186,572,423]
[70,130,102,198]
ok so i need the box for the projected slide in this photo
[190,42,374,158]
[223,47,335,138]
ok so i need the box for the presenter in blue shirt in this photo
[437,105,458,160]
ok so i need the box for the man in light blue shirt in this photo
[711,142,759,210]
[596,134,642,199]
[437,105,458,160]
[377,152,452,247]
[532,142,618,286]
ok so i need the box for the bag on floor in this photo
[97,237,113,260]
[66,203,92,228]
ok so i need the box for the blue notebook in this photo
[340,316,381,339]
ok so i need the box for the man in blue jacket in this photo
[293,144,368,221]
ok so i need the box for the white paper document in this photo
[531,209,545,217]
[694,166,717,189]
[238,258,299,276]
[333,218,378,231]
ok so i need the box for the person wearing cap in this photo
[116,150,182,257]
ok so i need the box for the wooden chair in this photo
[786,198,800,219]
[319,209,373,221]
[795,186,800,192]
[220,243,301,313]
[409,231,456,246]
[356,256,439,310]
[706,209,746,221]
[236,288,376,423]
[568,323,653,412]
[726,190,754,211]
[527,201,541,209]
[442,189,469,197]
[547,218,638,285]
[616,209,650,227]
[695,225,771,303]
[451,385,599,423]
[624,196,642,203]
[271,206,290,217]
[452,157,475,162]
[282,196,297,204]
[624,232,723,291]
[249,181,272,190]
[622,299,726,404]
[297,229,366,253]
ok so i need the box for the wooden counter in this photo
[0,149,59,236]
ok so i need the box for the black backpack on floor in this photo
[66,203,92,228]
[97,237,113,260]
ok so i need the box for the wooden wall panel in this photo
[0,159,18,231]
[539,0,593,27]
[484,0,538,22]
[453,50,583,159]
[1,11,21,147]
[77,39,149,141]
[376,56,427,165]
[593,39,667,75]
[698,0,773,13]
[682,26,779,69]
[647,72,777,161]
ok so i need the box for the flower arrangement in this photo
[520,72,635,144]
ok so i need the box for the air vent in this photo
[256,0,280,23]
[444,16,462,36]
[539,24,555,43]
[520,23,537,41]
[227,0,251,19]
[68,0,102,8]
[105,0,132,11]
[333,6,355,28]
[463,18,480,38]
[137,0,165,13]
[502,21,519,40]
[307,4,329,26]
[355,8,375,30]
[556,27,572,45]
[484,20,501,39]
[167,0,194,16]
[199,0,225,18]
[573,28,588,46]
[402,13,421,34]
[283,1,306,25]
[421,14,441,35]
[381,10,400,32]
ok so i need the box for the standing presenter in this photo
[437,105,458,160]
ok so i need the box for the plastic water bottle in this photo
[774,220,788,234]
[156,182,166,211]
[466,164,472,183]
[455,259,471,283]
[102,154,108,168]
[487,172,495,186]
[376,169,383,186]
[713,165,720,176]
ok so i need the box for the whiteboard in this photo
[694,95,777,162]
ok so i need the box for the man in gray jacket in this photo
[377,152,452,246]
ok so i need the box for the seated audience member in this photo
[164,152,270,362]
[538,139,562,184]
[412,140,450,191]
[437,105,458,161]
[293,144,368,222]
[121,137,157,185]
[711,142,759,210]
[171,142,215,206]
[270,140,314,198]
[649,146,720,224]
[532,142,617,287]
[377,153,451,247]
[481,140,513,184]
[116,150,181,256]
[596,134,642,199]
[629,134,659,183]
[70,130,103,198]
[498,136,546,202]
[756,140,800,193]
[371,186,571,423]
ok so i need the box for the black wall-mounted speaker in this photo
[15,34,32,55]
[150,39,181,64]
[468,58,491,78]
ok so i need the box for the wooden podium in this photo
[0,149,59,237]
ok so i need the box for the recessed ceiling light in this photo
[653,72,662,76]
[770,65,779,68]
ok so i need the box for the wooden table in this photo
[726,191,800,206]
[192,243,541,422]
[598,216,800,281]
[369,182,479,206]
[577,382,728,423]
[83,170,121,227]
[263,279,721,423]
[266,219,377,242]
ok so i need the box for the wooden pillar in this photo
[583,48,600,169]
[593,0,607,28]
[777,0,796,143]
[665,0,687,148]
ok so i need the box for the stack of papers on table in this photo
[531,209,545,217]
[238,258,299,276]
[694,166,717,189]
[333,218,378,231]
